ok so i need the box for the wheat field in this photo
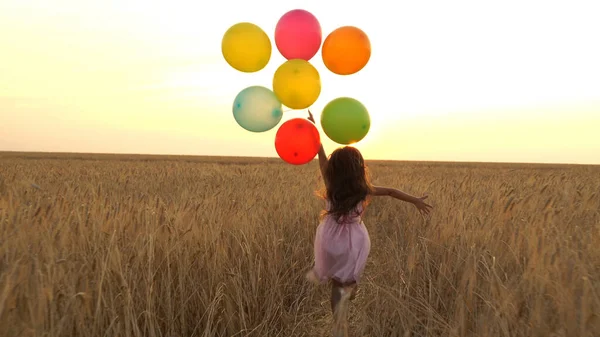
[0,152,599,337]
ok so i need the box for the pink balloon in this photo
[275,9,322,61]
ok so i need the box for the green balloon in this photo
[320,97,370,145]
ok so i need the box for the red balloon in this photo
[275,9,322,61]
[275,118,321,165]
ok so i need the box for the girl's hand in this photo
[307,110,316,124]
[413,196,433,216]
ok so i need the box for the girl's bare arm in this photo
[371,186,419,203]
[307,110,328,179]
[371,186,433,215]
[316,144,327,179]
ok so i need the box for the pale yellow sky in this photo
[1,0,599,164]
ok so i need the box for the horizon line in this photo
[1,150,598,167]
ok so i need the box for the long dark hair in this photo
[322,146,373,222]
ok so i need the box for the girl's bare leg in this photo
[349,284,358,301]
[331,280,357,311]
[331,280,356,337]
[330,282,341,313]
[306,269,320,284]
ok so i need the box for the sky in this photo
[1,0,599,164]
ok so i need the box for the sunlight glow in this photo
[1,0,599,164]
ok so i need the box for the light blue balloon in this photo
[232,86,283,132]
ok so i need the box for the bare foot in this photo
[305,269,320,284]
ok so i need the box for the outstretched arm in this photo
[371,186,433,216]
[307,110,327,179]
[316,144,327,179]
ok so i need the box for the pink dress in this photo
[311,200,371,285]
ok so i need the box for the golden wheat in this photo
[0,152,599,337]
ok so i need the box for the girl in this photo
[305,111,432,336]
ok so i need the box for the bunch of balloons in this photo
[221,9,371,165]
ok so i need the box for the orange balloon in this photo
[322,26,371,75]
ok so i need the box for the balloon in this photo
[272,59,321,109]
[275,9,322,61]
[320,97,370,144]
[222,22,271,73]
[275,118,321,165]
[322,26,371,75]
[232,86,283,132]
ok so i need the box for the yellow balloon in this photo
[272,59,321,109]
[222,22,271,73]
